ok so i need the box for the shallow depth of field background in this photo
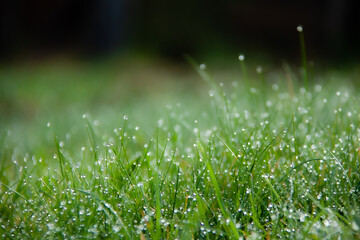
[1,0,360,61]
[1,2,359,106]
[1,0,360,153]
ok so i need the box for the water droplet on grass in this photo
[47,223,55,230]
[111,225,120,233]
[272,83,279,91]
[314,84,322,92]
[323,219,330,227]
[256,66,262,74]
[352,220,360,231]
[158,118,164,127]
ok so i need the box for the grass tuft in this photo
[1,57,360,239]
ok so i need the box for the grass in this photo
[1,55,360,239]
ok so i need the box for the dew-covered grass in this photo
[1,57,360,239]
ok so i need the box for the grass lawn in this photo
[1,55,360,239]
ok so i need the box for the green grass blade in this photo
[205,161,240,239]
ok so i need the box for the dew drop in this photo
[47,223,55,230]
[113,225,120,233]
[256,66,262,74]
[158,118,164,127]
[352,220,360,231]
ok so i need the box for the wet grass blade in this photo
[205,161,240,239]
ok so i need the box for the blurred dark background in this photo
[1,0,360,64]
